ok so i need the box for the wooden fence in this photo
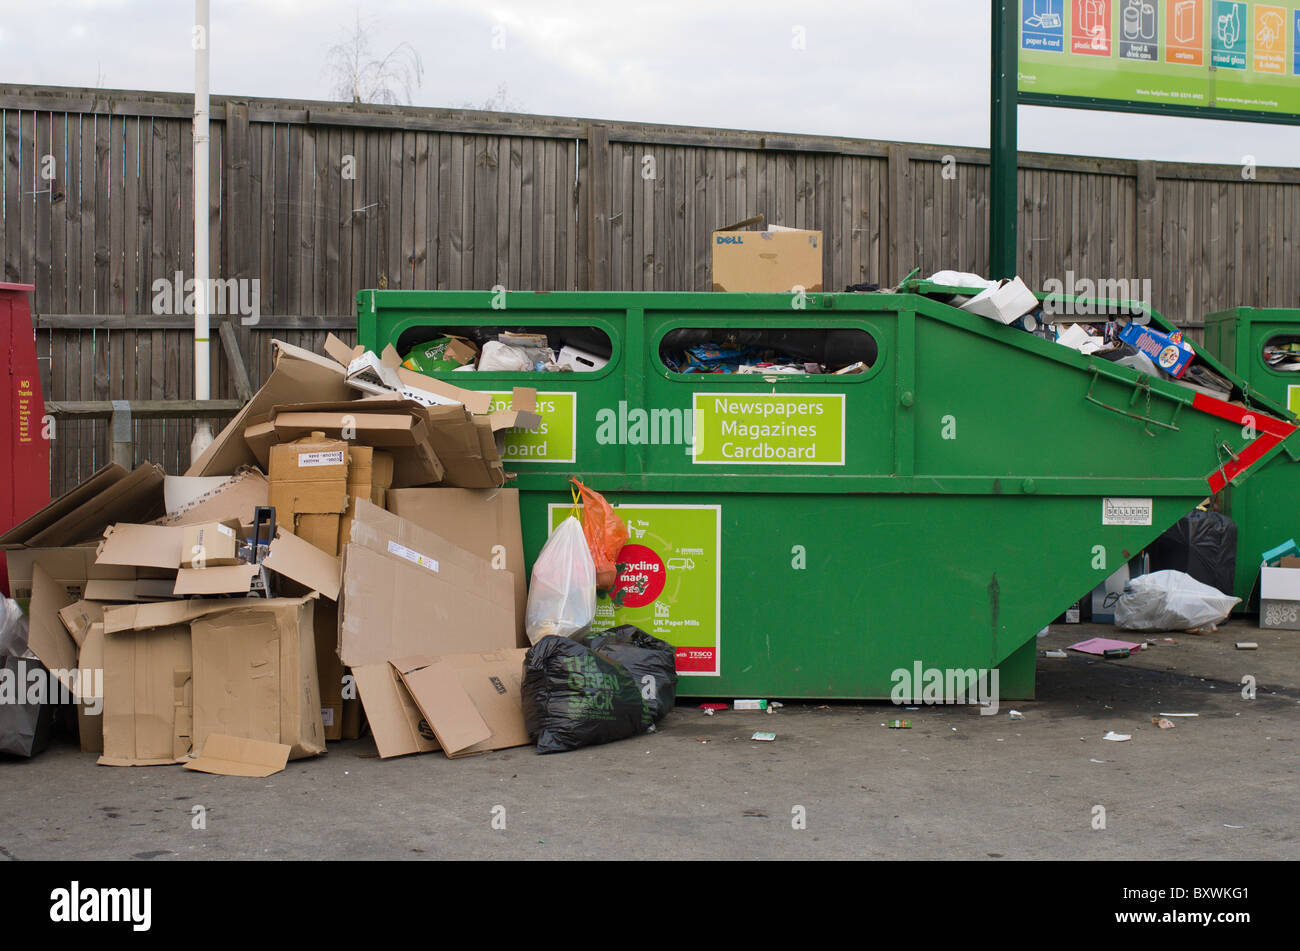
[2,85,1299,494]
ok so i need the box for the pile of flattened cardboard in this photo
[1,335,543,775]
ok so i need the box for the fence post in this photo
[887,144,913,287]
[110,400,134,469]
[1136,161,1158,307]
[585,123,610,291]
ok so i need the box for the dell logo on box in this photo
[715,235,744,245]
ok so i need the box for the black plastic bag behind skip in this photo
[0,598,56,758]
[585,625,677,723]
[522,636,649,754]
[1147,509,1237,600]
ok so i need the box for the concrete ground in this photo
[1,618,1295,861]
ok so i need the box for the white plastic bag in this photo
[1114,570,1240,632]
[525,516,597,643]
[479,341,534,372]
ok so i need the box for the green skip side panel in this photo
[359,290,1295,700]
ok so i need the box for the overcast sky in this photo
[2,0,1298,166]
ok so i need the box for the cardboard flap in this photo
[395,369,494,415]
[184,733,291,777]
[25,464,166,548]
[173,564,258,597]
[76,623,105,705]
[28,563,79,674]
[0,463,127,547]
[264,527,341,600]
[157,470,269,527]
[186,338,350,476]
[351,662,440,759]
[96,524,186,569]
[83,578,176,603]
[511,387,538,414]
[392,655,493,756]
[164,476,233,514]
[59,599,106,648]
[103,595,314,634]
[323,333,362,369]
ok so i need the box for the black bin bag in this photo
[0,598,56,759]
[585,625,677,723]
[1147,509,1237,599]
[522,636,650,754]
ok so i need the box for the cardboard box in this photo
[1260,566,1300,630]
[959,277,1039,325]
[711,226,823,293]
[1118,323,1195,378]
[386,488,527,647]
[180,519,244,569]
[338,447,395,554]
[187,339,353,477]
[103,596,326,762]
[174,526,340,599]
[314,601,346,741]
[269,433,350,555]
[98,622,193,767]
[339,499,516,667]
[402,336,479,374]
[269,403,443,490]
[3,546,133,604]
[76,623,104,754]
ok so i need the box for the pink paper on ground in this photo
[1068,637,1142,655]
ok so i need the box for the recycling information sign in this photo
[549,503,722,676]
[1018,1,1300,119]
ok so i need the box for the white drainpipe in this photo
[190,0,214,463]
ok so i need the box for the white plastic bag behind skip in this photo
[1114,570,1240,632]
[525,516,597,644]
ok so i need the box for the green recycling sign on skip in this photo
[550,504,722,676]
[691,392,846,465]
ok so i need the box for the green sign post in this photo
[991,0,1300,278]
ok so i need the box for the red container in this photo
[0,283,49,597]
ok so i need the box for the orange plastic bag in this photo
[571,477,628,591]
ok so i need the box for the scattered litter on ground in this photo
[1009,710,1024,720]
[1236,641,1259,650]
[1068,637,1143,656]
[750,732,776,742]
[1103,731,1132,742]
[1152,717,1176,730]
[888,720,911,729]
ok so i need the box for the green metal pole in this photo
[990,0,1018,280]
